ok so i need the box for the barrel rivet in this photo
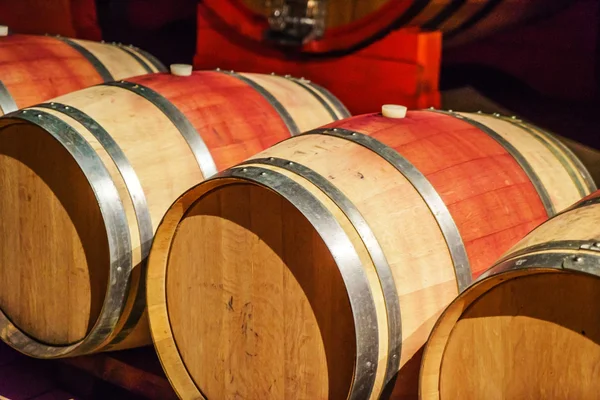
[36,114,42,118]
[260,172,267,176]
[511,115,517,119]
[429,106,435,110]
[574,256,583,263]
[65,106,70,110]
[332,128,339,132]
[270,72,275,75]
[351,132,357,136]
[50,102,55,106]
[242,168,248,172]
[284,74,291,78]
[448,109,453,113]
[366,361,372,368]
[477,110,483,114]
[493,113,501,117]
[22,110,27,114]
[215,67,221,71]
[287,162,294,166]
[595,242,600,248]
[230,70,235,74]
[269,157,275,161]
[133,85,139,89]
[117,267,122,272]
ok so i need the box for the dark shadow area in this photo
[96,0,197,65]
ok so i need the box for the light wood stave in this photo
[0,70,345,358]
[147,110,593,399]
[420,190,600,400]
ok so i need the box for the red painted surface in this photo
[326,112,547,278]
[0,35,102,110]
[202,0,415,54]
[194,5,441,114]
[128,72,293,170]
[0,0,100,40]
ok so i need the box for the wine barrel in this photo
[146,109,594,400]
[0,70,348,359]
[0,33,166,115]
[420,190,600,400]
[0,0,100,39]
[204,0,571,55]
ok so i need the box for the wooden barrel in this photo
[420,190,600,399]
[0,70,348,359]
[146,109,594,400]
[0,0,100,39]
[0,34,166,115]
[204,0,571,54]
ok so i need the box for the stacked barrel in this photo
[2,18,600,400]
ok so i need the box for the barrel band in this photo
[432,110,556,217]
[283,76,339,121]
[37,102,153,345]
[515,117,596,194]
[239,157,401,386]
[280,74,351,119]
[445,0,502,39]
[422,0,468,31]
[497,115,593,198]
[54,36,114,82]
[482,248,600,281]
[0,80,17,114]
[495,240,600,266]
[0,109,131,357]
[303,127,472,292]
[112,43,154,74]
[104,80,218,179]
[306,81,352,118]
[216,70,300,135]
[216,166,379,400]
[129,45,168,72]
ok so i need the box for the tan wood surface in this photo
[459,113,585,213]
[0,123,109,345]
[0,71,343,358]
[439,272,600,399]
[72,39,160,79]
[148,110,594,399]
[557,134,600,188]
[420,191,600,400]
[241,73,336,132]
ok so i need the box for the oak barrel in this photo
[146,110,594,399]
[204,0,571,54]
[420,190,600,399]
[0,70,348,358]
[0,33,166,115]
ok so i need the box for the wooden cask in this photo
[0,70,348,359]
[205,0,571,54]
[420,190,600,400]
[146,110,594,400]
[0,34,165,115]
